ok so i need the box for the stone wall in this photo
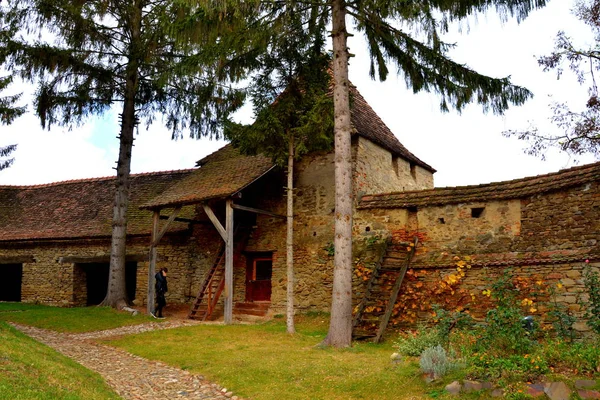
[513,181,600,252]
[353,137,434,197]
[0,234,204,307]
[354,180,600,332]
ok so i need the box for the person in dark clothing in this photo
[153,267,168,318]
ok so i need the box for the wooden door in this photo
[246,256,272,302]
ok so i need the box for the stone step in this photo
[233,302,270,316]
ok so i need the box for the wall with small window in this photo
[354,137,433,197]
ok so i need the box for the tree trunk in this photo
[286,136,296,334]
[322,0,353,348]
[101,2,142,309]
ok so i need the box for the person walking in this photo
[153,267,168,319]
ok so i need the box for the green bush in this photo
[542,339,600,374]
[467,352,549,383]
[394,325,442,357]
[477,272,538,355]
[394,305,473,357]
[583,266,600,335]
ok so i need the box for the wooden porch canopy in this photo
[140,145,282,323]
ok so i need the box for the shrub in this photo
[419,345,454,380]
[477,272,538,355]
[394,325,442,357]
[583,266,600,335]
[394,305,473,357]
[542,339,600,374]
[467,352,549,383]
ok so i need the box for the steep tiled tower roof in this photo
[350,85,435,173]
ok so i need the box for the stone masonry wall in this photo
[353,181,600,332]
[353,137,434,198]
[0,234,201,307]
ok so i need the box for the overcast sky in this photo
[0,0,597,187]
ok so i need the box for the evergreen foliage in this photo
[224,8,333,165]
[224,8,334,333]
[0,23,24,171]
[194,0,546,347]
[0,0,245,308]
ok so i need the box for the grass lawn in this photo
[105,314,477,400]
[0,302,154,333]
[0,321,119,400]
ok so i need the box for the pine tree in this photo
[225,9,333,333]
[0,1,245,309]
[0,22,24,170]
[196,0,547,347]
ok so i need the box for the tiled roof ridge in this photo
[359,160,600,208]
[195,143,233,166]
[0,168,197,190]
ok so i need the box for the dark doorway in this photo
[83,262,137,306]
[245,253,272,302]
[0,264,22,302]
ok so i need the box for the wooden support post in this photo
[147,210,160,315]
[203,204,227,241]
[224,198,234,324]
[151,206,181,247]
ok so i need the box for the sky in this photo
[0,0,597,187]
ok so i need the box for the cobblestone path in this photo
[12,322,244,400]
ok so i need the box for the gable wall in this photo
[353,137,434,197]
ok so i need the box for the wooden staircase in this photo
[352,237,419,343]
[188,226,250,321]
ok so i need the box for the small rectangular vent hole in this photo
[471,207,485,218]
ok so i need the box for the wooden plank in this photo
[203,204,227,242]
[231,204,286,219]
[58,254,148,264]
[151,206,182,247]
[147,211,160,315]
[159,215,209,225]
[224,198,234,324]
[374,237,418,343]
[0,256,35,264]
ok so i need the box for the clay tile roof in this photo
[142,144,275,209]
[359,161,600,209]
[349,85,436,173]
[0,170,194,242]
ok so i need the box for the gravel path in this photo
[12,321,244,400]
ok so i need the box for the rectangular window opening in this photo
[392,156,400,177]
[471,207,485,218]
[410,162,417,180]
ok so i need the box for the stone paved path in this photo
[12,321,244,400]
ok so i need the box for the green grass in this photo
[106,315,473,400]
[0,321,119,400]
[0,302,154,333]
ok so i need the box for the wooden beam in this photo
[231,204,286,219]
[151,206,182,247]
[202,204,227,242]
[58,254,148,264]
[0,256,35,264]
[159,215,209,225]
[147,210,160,315]
[224,198,234,324]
